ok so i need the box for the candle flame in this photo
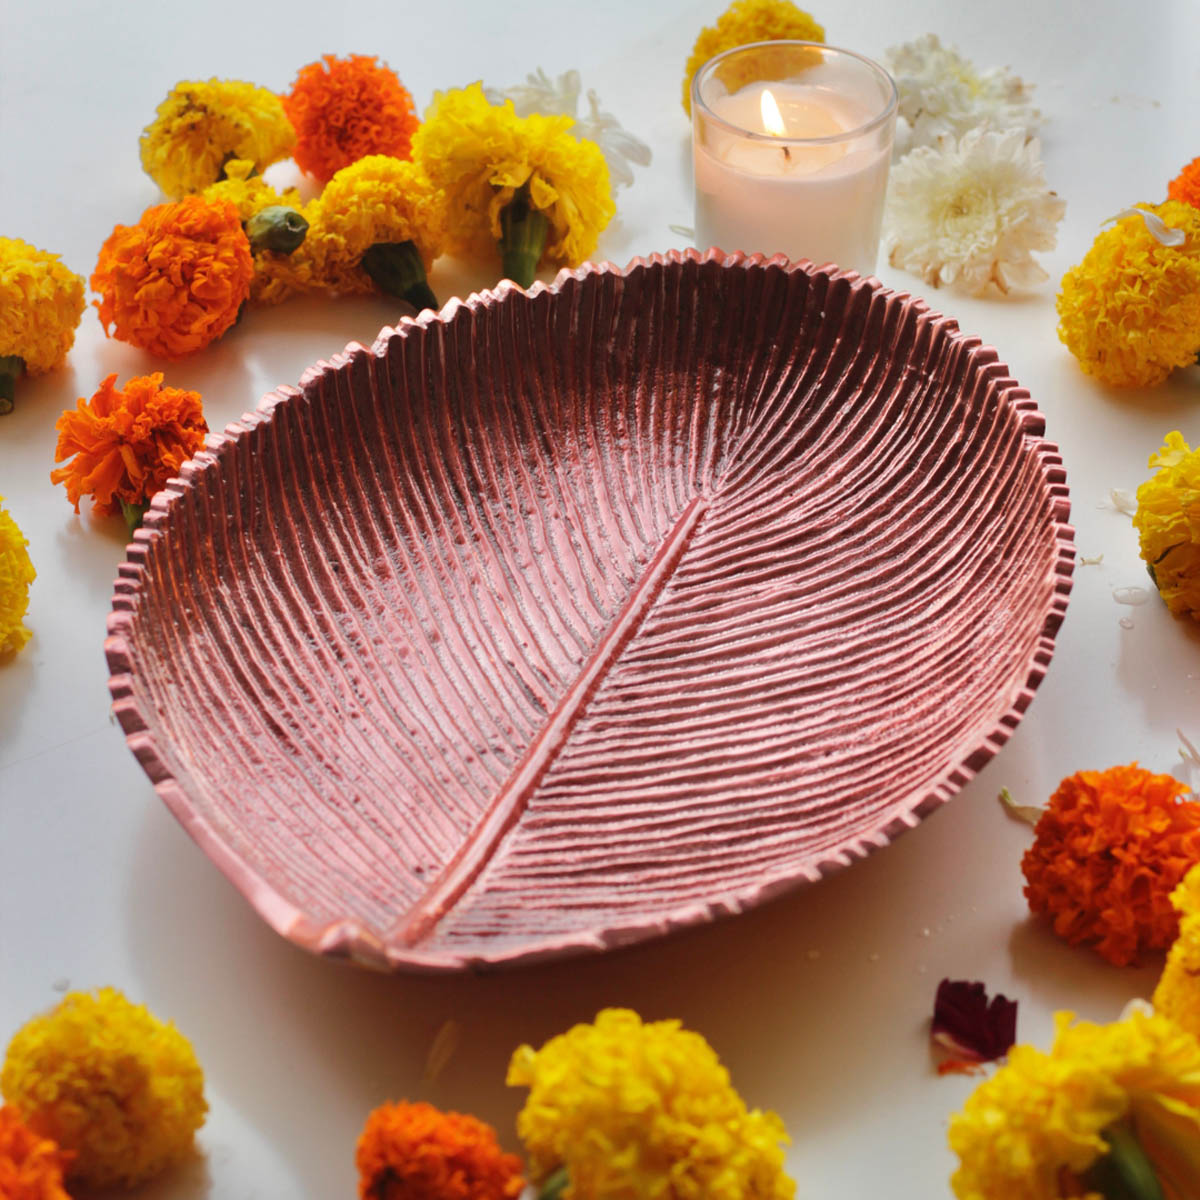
[760,88,788,137]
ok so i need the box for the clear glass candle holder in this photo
[692,41,898,276]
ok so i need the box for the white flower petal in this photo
[1178,728,1200,796]
[1106,206,1187,246]
[487,69,651,189]
[1110,488,1138,515]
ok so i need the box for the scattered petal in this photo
[1110,488,1138,515]
[422,1019,462,1084]
[1113,586,1151,606]
[1119,997,1157,1022]
[999,786,1043,827]
[937,1058,988,1077]
[932,979,1018,1066]
[1078,553,1104,566]
[1105,206,1187,246]
[1178,729,1200,795]
[669,224,696,239]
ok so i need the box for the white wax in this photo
[694,81,891,276]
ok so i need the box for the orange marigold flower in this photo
[0,1105,71,1200]
[51,373,208,526]
[1022,764,1200,966]
[355,1101,524,1200]
[1168,155,1200,210]
[91,196,253,359]
[284,54,419,183]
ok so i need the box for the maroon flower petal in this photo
[932,978,1018,1064]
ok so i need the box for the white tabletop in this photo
[3,1,1199,1196]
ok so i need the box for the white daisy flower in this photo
[485,69,652,189]
[884,34,1042,156]
[884,128,1066,297]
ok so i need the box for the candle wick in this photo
[782,145,791,161]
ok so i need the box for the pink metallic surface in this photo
[105,250,1074,973]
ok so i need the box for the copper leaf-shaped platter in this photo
[107,251,1073,972]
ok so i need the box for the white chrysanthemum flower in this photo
[485,69,651,189]
[884,128,1066,297]
[884,34,1042,155]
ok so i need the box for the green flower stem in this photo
[1083,1123,1166,1200]
[245,206,309,255]
[536,1166,569,1200]
[361,241,439,313]
[119,498,148,536]
[499,183,550,288]
[0,355,24,416]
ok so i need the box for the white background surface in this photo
[3,1,1200,1196]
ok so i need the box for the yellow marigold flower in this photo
[306,155,444,310]
[1057,201,1200,388]
[1,987,207,1190]
[140,78,295,199]
[0,495,35,660]
[202,160,317,306]
[507,1008,794,1200]
[0,1105,71,1200]
[1155,862,1200,1041]
[413,83,614,288]
[247,231,321,306]
[1133,431,1200,621]
[682,0,826,115]
[0,238,85,414]
[949,1009,1200,1200]
[0,239,86,374]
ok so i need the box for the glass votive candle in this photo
[692,41,898,276]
